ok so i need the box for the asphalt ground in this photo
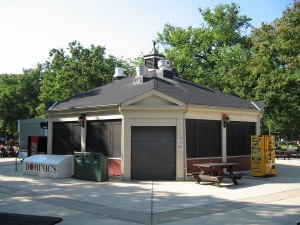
[0,157,299,225]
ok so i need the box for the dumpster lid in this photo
[23,154,73,164]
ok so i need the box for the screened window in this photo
[52,122,81,155]
[86,120,121,157]
[186,119,221,158]
[226,121,256,156]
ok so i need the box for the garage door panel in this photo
[131,126,176,180]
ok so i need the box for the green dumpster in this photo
[74,152,108,182]
[91,153,108,182]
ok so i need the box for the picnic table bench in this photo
[275,150,292,160]
[0,212,63,225]
[291,150,300,158]
[188,163,243,187]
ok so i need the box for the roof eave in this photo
[187,104,261,114]
[46,104,119,116]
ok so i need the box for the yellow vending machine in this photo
[251,135,276,177]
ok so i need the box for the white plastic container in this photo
[22,154,74,178]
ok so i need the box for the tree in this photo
[0,66,42,136]
[157,3,252,96]
[249,1,300,137]
[0,41,137,136]
[37,41,135,117]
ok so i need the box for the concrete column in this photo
[121,115,131,180]
[256,115,261,135]
[81,122,86,152]
[176,116,185,181]
[47,119,53,155]
[222,124,227,163]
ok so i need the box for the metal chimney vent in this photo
[136,66,148,76]
[158,60,171,69]
[133,66,148,85]
[157,59,175,79]
[113,67,126,80]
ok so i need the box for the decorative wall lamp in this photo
[222,113,230,128]
[78,113,86,128]
[40,122,48,129]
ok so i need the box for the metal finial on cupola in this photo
[152,40,156,46]
[152,40,159,54]
[143,41,165,69]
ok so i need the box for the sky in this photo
[0,0,295,74]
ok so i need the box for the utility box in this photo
[22,155,74,178]
[74,152,108,182]
[251,135,276,177]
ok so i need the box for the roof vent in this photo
[136,66,148,76]
[157,60,174,79]
[113,67,126,81]
[133,66,148,85]
[158,60,171,69]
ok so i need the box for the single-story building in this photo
[46,46,263,181]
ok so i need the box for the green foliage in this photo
[0,41,136,135]
[249,2,300,136]
[277,141,299,150]
[0,66,41,136]
[1,2,299,139]
[157,2,252,96]
[37,41,135,117]
[157,2,300,137]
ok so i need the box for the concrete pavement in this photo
[0,157,299,225]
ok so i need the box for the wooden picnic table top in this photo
[193,162,239,176]
[193,162,238,168]
[191,162,242,186]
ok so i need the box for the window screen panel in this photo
[186,119,221,158]
[86,119,122,157]
[186,119,197,157]
[99,122,111,156]
[209,120,222,156]
[52,122,80,155]
[86,121,100,153]
[111,121,121,157]
[227,121,256,156]
[197,120,210,157]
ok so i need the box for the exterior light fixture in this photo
[78,113,86,128]
[222,113,230,128]
[40,122,48,129]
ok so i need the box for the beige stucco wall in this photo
[120,109,186,181]
[119,90,187,180]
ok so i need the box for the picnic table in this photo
[275,150,292,160]
[189,162,243,187]
[0,212,62,225]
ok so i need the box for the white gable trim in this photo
[121,89,186,107]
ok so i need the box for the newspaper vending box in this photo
[251,135,276,177]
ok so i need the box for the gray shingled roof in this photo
[49,74,258,111]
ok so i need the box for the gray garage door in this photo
[131,126,176,180]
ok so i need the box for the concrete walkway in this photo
[0,158,299,225]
